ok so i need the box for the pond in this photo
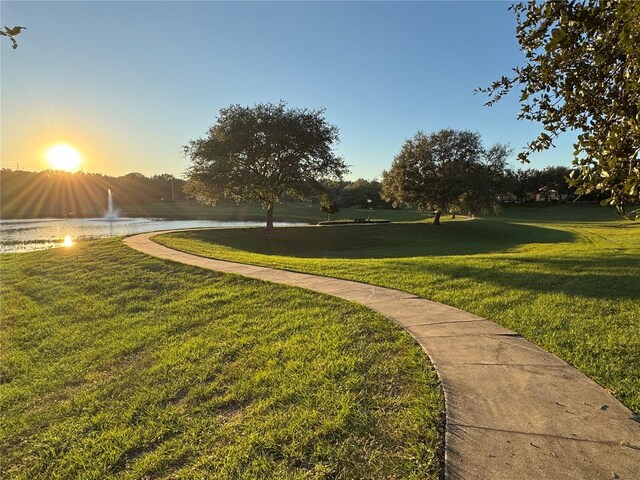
[0,218,305,253]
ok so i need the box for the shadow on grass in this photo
[173,220,575,258]
[493,204,621,223]
[424,254,640,301]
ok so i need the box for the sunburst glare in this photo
[46,144,82,172]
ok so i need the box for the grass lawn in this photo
[155,205,640,415]
[118,200,429,224]
[0,240,442,479]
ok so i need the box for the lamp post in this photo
[367,198,372,221]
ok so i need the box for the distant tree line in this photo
[501,165,581,204]
[321,164,604,219]
[0,169,186,218]
[0,163,603,220]
[320,179,387,209]
[0,167,390,219]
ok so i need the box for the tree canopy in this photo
[184,102,348,229]
[319,194,339,221]
[381,129,510,224]
[478,0,640,219]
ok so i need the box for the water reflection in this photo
[62,235,73,247]
[0,218,306,253]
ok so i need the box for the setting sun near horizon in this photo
[45,144,82,172]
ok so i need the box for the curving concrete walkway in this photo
[124,231,640,479]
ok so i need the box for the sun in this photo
[46,144,82,172]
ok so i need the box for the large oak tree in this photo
[479,0,640,219]
[381,129,510,224]
[184,102,348,229]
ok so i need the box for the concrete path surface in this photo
[124,231,640,479]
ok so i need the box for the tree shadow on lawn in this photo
[425,254,640,301]
[180,220,575,258]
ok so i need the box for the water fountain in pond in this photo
[104,189,120,221]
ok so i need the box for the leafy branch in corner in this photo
[1,26,26,49]
[477,1,639,219]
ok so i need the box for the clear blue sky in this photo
[1,1,577,180]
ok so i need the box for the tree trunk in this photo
[451,212,456,219]
[266,203,274,231]
[433,210,441,225]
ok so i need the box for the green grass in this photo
[0,239,442,479]
[119,200,430,223]
[155,205,640,415]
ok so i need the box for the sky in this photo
[1,1,578,180]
